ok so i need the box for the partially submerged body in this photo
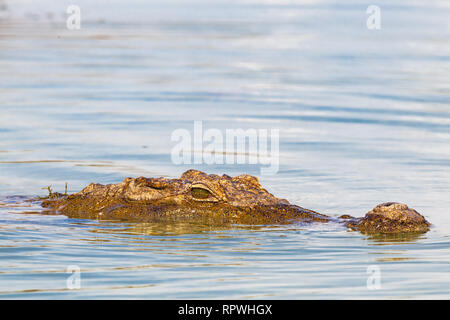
[41,170,431,234]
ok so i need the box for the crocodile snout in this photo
[366,202,428,224]
[347,202,431,234]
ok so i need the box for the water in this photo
[0,0,449,299]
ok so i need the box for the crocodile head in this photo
[41,170,430,233]
[42,169,317,224]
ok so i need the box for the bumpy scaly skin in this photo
[41,170,430,234]
[344,202,430,233]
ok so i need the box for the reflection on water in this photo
[112,221,267,237]
[0,0,450,298]
[365,232,428,245]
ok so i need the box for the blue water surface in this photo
[0,0,449,298]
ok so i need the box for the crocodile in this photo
[40,169,431,234]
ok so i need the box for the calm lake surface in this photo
[0,0,449,299]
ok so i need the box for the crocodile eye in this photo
[191,187,212,200]
[189,184,218,202]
